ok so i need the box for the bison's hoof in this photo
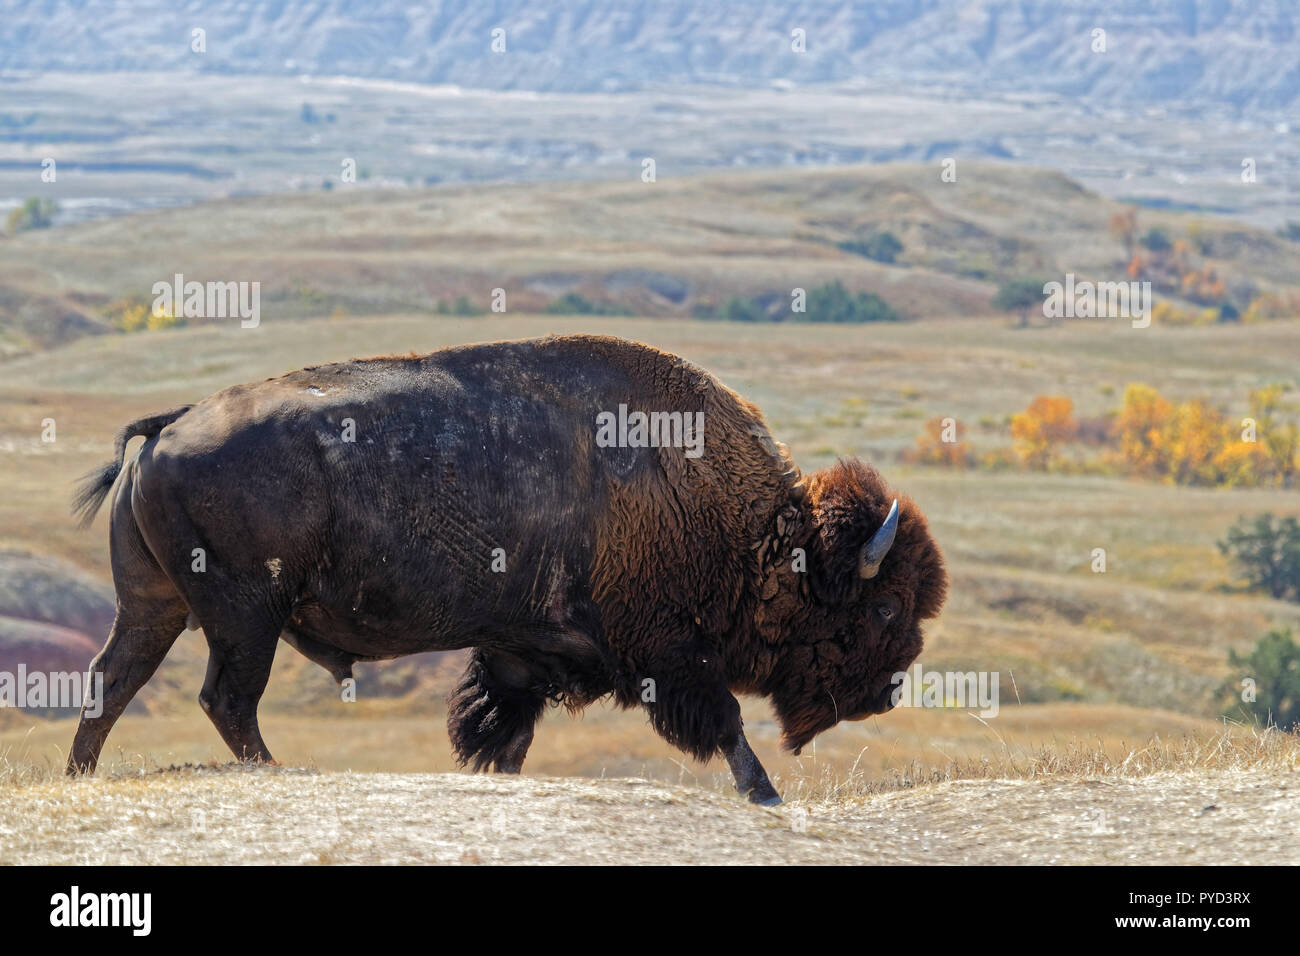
[746,785,782,806]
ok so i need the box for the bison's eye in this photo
[875,602,896,622]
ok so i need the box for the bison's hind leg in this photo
[68,468,189,775]
[192,603,286,765]
[448,649,546,773]
[67,598,188,775]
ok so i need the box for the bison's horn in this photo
[859,499,899,579]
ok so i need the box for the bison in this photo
[68,334,946,803]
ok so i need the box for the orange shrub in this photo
[1010,396,1077,469]
[904,417,974,468]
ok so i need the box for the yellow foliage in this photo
[1010,395,1077,469]
[1210,440,1268,488]
[1111,383,1296,487]
[117,303,148,332]
[1113,384,1172,477]
[1247,385,1300,487]
[106,296,182,333]
[1162,399,1231,485]
[146,307,181,331]
[1151,301,1197,326]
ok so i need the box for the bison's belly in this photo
[285,602,462,658]
[291,529,600,660]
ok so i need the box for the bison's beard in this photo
[774,681,901,755]
[773,697,842,756]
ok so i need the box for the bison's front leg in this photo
[639,663,782,805]
[722,726,782,806]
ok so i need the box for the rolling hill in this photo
[4,163,1298,356]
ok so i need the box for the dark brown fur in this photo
[67,334,946,803]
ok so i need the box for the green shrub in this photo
[1218,513,1300,601]
[837,231,903,264]
[6,197,57,233]
[992,278,1046,326]
[696,282,901,324]
[543,292,632,316]
[435,295,483,316]
[796,280,901,323]
[1139,228,1172,253]
[1222,629,1300,731]
[721,295,768,322]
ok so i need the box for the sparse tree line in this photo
[437,292,637,317]
[105,281,905,329]
[991,207,1300,327]
[905,383,1299,489]
[692,280,902,323]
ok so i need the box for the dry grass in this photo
[4,708,1292,795]
[1,731,1295,864]
[781,725,1300,806]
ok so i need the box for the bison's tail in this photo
[72,405,194,529]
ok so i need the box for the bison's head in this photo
[767,458,946,754]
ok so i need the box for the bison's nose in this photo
[847,685,899,722]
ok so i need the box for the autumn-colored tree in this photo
[1010,396,1077,469]
[1211,440,1268,488]
[1243,291,1300,323]
[1150,301,1197,326]
[1113,384,1172,477]
[1111,383,1275,487]
[1248,385,1300,488]
[904,417,974,468]
[1163,398,1232,485]
[1109,208,1138,258]
[1179,265,1226,304]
